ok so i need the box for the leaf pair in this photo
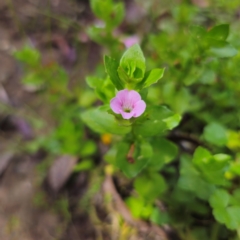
[190,24,238,58]
[104,44,165,90]
[133,106,181,137]
[210,189,240,230]
[90,0,124,30]
[193,147,230,185]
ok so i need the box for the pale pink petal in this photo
[110,89,146,119]
[123,36,140,48]
[121,90,141,110]
[110,97,122,114]
[133,100,146,117]
[128,90,141,102]
[121,111,135,120]
[116,89,129,102]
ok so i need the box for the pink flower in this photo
[110,90,146,119]
[123,36,140,48]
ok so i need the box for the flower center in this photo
[123,108,131,113]
[122,100,133,113]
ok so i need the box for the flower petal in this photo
[116,90,141,104]
[128,90,141,102]
[133,100,146,117]
[116,89,129,102]
[110,97,122,114]
[121,111,134,119]
[110,89,145,119]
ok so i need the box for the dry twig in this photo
[103,173,169,240]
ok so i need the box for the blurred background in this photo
[1,0,240,239]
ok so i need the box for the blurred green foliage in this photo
[86,0,240,239]
[13,0,240,239]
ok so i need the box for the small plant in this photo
[13,45,97,166]
[11,1,240,238]
[82,38,240,239]
[13,45,68,95]
[88,0,125,56]
[82,43,181,222]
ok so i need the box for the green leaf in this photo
[139,88,148,101]
[133,106,174,137]
[104,55,123,90]
[90,0,124,29]
[13,45,40,66]
[86,75,115,103]
[81,106,131,135]
[192,146,212,167]
[116,141,152,178]
[118,44,145,83]
[125,196,153,219]
[189,25,207,40]
[87,26,107,45]
[110,2,125,28]
[86,76,102,89]
[78,90,97,107]
[207,24,229,41]
[213,208,230,225]
[206,38,238,58]
[162,85,197,114]
[208,153,231,173]
[90,0,112,21]
[162,113,181,130]
[198,69,216,85]
[193,147,230,185]
[210,43,238,58]
[230,189,240,206]
[73,159,94,172]
[229,161,240,176]
[80,140,97,157]
[178,155,215,200]
[178,171,215,200]
[213,206,240,230]
[227,130,240,151]
[142,68,165,88]
[226,206,240,229]
[134,173,166,202]
[87,26,119,47]
[150,208,170,225]
[183,67,203,86]
[203,122,227,146]
[204,172,229,186]
[148,138,178,171]
[210,189,230,209]
[104,145,117,164]
[193,147,231,171]
[22,72,44,86]
[171,188,195,203]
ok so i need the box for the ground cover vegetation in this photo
[2,0,240,239]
